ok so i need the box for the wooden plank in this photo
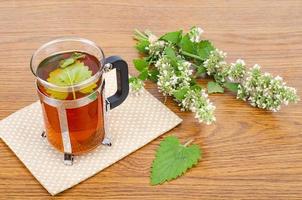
[0,0,301,199]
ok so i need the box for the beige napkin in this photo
[0,71,182,195]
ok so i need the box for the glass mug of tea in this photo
[30,37,129,165]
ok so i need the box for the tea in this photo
[37,51,105,154]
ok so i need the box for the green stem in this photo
[66,71,76,99]
[183,138,195,147]
[181,51,204,61]
[134,29,148,40]
[71,86,76,99]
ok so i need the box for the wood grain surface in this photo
[0,0,302,199]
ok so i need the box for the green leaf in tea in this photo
[47,61,96,99]
[207,81,224,93]
[79,83,98,94]
[59,52,85,68]
[151,136,201,185]
[48,61,92,86]
[45,88,69,100]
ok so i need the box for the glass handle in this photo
[105,56,129,109]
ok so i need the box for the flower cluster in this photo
[179,88,216,124]
[203,49,228,83]
[129,77,144,95]
[237,65,299,111]
[203,49,299,111]
[147,40,166,59]
[152,45,217,124]
[156,56,177,96]
[131,27,299,124]
[228,59,246,83]
[188,27,204,43]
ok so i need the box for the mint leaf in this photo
[207,81,224,93]
[149,69,159,82]
[47,61,95,99]
[136,40,150,54]
[133,59,148,72]
[151,136,201,185]
[88,92,98,101]
[48,61,92,86]
[59,52,85,68]
[191,84,202,92]
[179,34,196,54]
[196,40,214,60]
[160,30,182,45]
[164,47,178,67]
[196,65,207,75]
[173,88,189,101]
[60,58,74,68]
[164,47,177,59]
[138,69,149,80]
[224,82,239,93]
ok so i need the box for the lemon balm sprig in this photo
[130,27,299,124]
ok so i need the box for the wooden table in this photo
[0,1,301,199]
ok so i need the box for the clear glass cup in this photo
[30,37,129,164]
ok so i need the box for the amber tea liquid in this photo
[37,52,105,154]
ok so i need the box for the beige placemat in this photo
[0,71,182,195]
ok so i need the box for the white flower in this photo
[228,59,246,82]
[237,66,299,111]
[129,77,144,95]
[178,88,216,124]
[204,49,229,83]
[236,59,245,65]
[188,27,204,43]
[253,64,261,70]
[275,75,283,81]
[148,34,158,43]
[148,40,167,59]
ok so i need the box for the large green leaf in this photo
[133,59,148,72]
[47,61,96,99]
[138,69,149,80]
[196,40,214,60]
[151,136,201,185]
[135,40,150,54]
[160,30,182,45]
[179,34,196,54]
